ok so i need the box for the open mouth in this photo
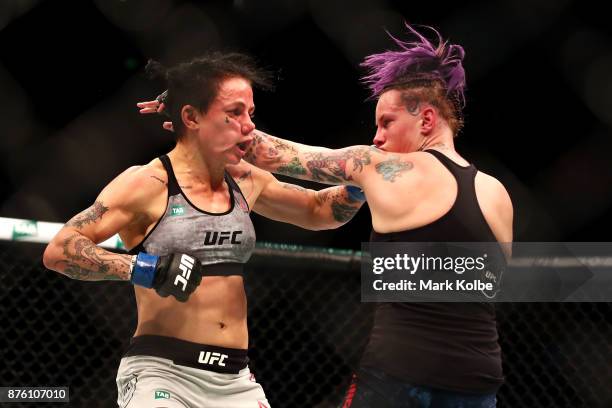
[237,140,250,153]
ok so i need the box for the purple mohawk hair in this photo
[361,23,466,106]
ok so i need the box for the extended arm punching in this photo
[137,96,393,188]
[244,130,378,186]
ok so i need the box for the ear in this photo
[420,106,436,135]
[181,105,200,130]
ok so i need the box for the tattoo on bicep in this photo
[304,147,372,183]
[56,234,130,281]
[375,158,414,182]
[65,201,109,230]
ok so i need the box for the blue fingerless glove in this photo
[346,185,366,201]
[130,252,160,288]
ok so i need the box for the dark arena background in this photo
[1,0,611,407]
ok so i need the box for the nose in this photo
[242,116,255,135]
[373,129,385,148]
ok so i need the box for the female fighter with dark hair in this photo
[44,52,365,408]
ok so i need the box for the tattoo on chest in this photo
[375,158,414,182]
[66,201,109,230]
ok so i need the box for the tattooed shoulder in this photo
[66,201,109,229]
[375,157,414,182]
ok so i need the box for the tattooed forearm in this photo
[243,132,264,163]
[331,201,360,223]
[65,201,109,230]
[314,189,331,206]
[55,233,131,281]
[270,138,298,154]
[375,157,413,182]
[277,157,308,177]
[245,131,375,185]
[319,186,364,224]
[244,131,286,166]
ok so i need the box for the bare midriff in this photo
[133,275,248,349]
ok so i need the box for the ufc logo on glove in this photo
[174,254,195,291]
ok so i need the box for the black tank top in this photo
[361,149,505,393]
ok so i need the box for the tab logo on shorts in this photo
[170,205,185,216]
[154,390,170,400]
[203,231,242,245]
[198,351,228,367]
[174,254,195,291]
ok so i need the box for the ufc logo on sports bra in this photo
[174,254,194,291]
[203,231,242,245]
[198,351,228,367]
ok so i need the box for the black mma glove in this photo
[130,252,203,302]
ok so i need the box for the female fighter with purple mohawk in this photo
[140,24,512,407]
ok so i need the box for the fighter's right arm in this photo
[42,167,158,281]
[243,130,385,187]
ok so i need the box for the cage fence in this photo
[1,237,611,407]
